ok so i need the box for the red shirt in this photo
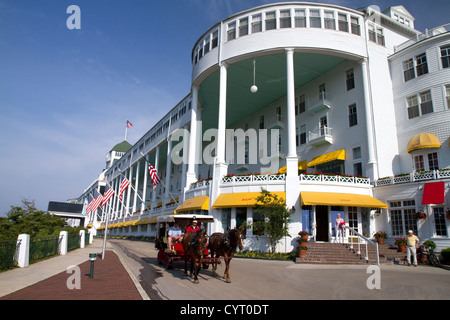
[186,225,200,233]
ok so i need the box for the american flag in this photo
[91,189,103,212]
[118,178,130,200]
[126,120,133,128]
[148,163,161,187]
[86,194,93,214]
[102,184,115,207]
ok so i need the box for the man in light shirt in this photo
[168,223,184,252]
[406,230,419,267]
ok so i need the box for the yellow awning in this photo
[124,219,139,226]
[117,221,127,227]
[213,192,286,208]
[407,133,441,153]
[300,192,388,209]
[277,160,307,174]
[175,195,209,213]
[307,149,346,167]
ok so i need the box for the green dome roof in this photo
[110,140,132,153]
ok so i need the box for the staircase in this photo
[295,242,407,265]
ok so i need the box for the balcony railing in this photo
[309,126,333,146]
[300,173,370,185]
[374,169,450,187]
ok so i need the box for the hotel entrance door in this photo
[316,206,328,241]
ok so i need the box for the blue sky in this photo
[0,0,448,216]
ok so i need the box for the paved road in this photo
[109,239,450,300]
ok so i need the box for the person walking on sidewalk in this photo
[406,230,419,266]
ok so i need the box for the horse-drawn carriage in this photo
[155,214,244,284]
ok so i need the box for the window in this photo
[276,106,282,121]
[353,146,362,176]
[259,115,264,129]
[390,200,417,236]
[204,36,210,54]
[265,11,276,30]
[296,94,306,114]
[376,27,385,46]
[348,104,357,127]
[351,16,360,35]
[407,91,433,119]
[295,9,306,28]
[319,84,326,100]
[280,10,291,28]
[428,152,439,170]
[440,45,450,69]
[227,21,236,41]
[368,24,376,42]
[434,207,448,236]
[416,53,428,77]
[414,155,424,171]
[212,30,218,49]
[403,58,415,82]
[252,14,262,33]
[324,11,335,30]
[407,95,419,119]
[239,17,248,37]
[300,125,307,145]
[420,90,433,115]
[310,9,321,28]
[338,13,348,32]
[446,85,450,108]
[319,116,328,136]
[348,207,358,232]
[346,69,355,90]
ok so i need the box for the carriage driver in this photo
[167,223,184,252]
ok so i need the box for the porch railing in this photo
[345,226,379,266]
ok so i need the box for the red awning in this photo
[422,182,445,205]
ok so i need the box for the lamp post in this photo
[89,253,97,278]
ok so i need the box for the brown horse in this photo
[182,229,208,284]
[208,228,244,283]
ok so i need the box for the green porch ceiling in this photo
[199,52,347,131]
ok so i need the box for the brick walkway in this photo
[1,251,142,300]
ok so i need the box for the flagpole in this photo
[101,205,109,259]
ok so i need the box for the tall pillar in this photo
[285,49,301,241]
[132,160,141,213]
[186,85,199,187]
[164,138,173,203]
[141,153,149,212]
[361,58,378,180]
[211,63,229,209]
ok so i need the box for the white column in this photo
[17,234,30,268]
[164,138,173,203]
[285,48,300,212]
[141,153,149,212]
[361,58,378,180]
[216,63,228,164]
[133,160,141,213]
[186,85,199,187]
[181,124,189,202]
[126,167,133,216]
[59,231,68,255]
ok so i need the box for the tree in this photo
[252,189,294,254]
[0,199,67,240]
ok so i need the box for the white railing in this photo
[309,126,332,141]
[394,23,450,52]
[375,169,450,187]
[300,174,370,185]
[345,226,379,266]
[221,174,286,184]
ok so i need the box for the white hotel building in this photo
[78,2,450,252]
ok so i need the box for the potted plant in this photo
[298,246,307,258]
[298,230,309,241]
[423,240,436,253]
[297,238,308,248]
[373,231,387,245]
[417,245,427,263]
[413,211,427,221]
[395,237,407,253]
